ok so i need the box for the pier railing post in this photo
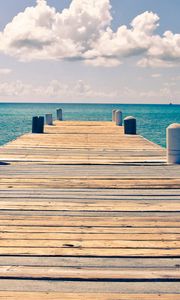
[167,123,180,164]
[115,110,123,126]
[32,116,44,133]
[57,108,62,121]
[124,116,136,134]
[45,113,53,125]
[112,109,116,122]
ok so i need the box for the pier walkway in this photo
[0,121,180,299]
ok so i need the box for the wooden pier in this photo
[0,120,180,299]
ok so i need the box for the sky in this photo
[0,0,179,103]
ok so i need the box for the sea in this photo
[0,103,180,148]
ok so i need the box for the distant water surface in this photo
[0,103,180,147]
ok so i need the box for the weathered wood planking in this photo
[0,292,179,300]
[0,121,165,164]
[1,178,180,189]
[0,266,179,280]
[0,120,180,298]
[1,199,180,211]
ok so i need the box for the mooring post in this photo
[112,109,116,122]
[45,113,53,125]
[32,116,44,133]
[167,123,180,164]
[57,108,62,121]
[115,110,123,126]
[124,116,136,134]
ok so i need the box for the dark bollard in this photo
[38,116,44,133]
[124,116,136,135]
[32,116,39,133]
[57,108,62,121]
[32,116,44,133]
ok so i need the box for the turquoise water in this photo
[0,103,180,147]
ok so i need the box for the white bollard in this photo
[167,123,180,164]
[115,110,122,126]
[112,109,116,122]
[57,108,62,121]
[45,113,53,125]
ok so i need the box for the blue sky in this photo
[0,0,179,103]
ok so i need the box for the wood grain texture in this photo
[0,120,179,297]
[0,121,165,164]
[0,292,179,300]
[0,266,179,279]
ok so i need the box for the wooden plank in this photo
[1,188,179,196]
[1,165,179,176]
[0,200,180,211]
[0,247,179,256]
[0,239,179,248]
[0,293,179,300]
[1,211,178,218]
[1,211,179,217]
[0,232,180,240]
[0,215,178,227]
[1,178,180,189]
[0,226,179,234]
[0,280,180,293]
[0,266,179,280]
[0,257,179,268]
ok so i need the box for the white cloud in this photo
[151,73,161,78]
[0,68,12,75]
[131,11,159,35]
[0,79,117,100]
[85,56,122,67]
[0,0,179,67]
[0,78,179,102]
[170,75,180,82]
